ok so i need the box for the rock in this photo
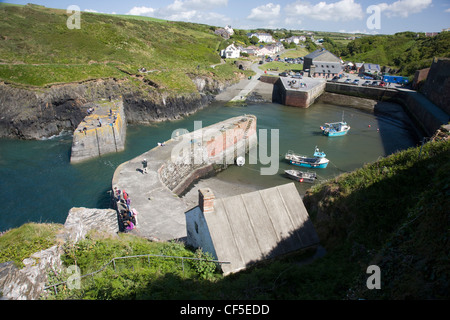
[0,77,220,140]
[0,207,119,300]
[0,245,62,300]
[62,207,119,243]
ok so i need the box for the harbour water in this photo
[0,100,419,232]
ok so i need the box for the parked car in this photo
[379,82,386,87]
[353,79,360,85]
[331,76,339,82]
[362,80,371,86]
[344,78,351,84]
[371,81,379,86]
[292,72,302,79]
[279,72,288,77]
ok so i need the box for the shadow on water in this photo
[374,101,422,155]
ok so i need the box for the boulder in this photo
[0,245,62,300]
[62,207,119,243]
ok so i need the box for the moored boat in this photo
[320,112,350,137]
[285,147,329,168]
[320,121,350,136]
[284,169,317,183]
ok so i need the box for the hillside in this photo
[338,31,450,77]
[0,3,244,91]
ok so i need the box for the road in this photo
[229,62,265,102]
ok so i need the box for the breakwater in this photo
[111,115,257,241]
[70,99,126,163]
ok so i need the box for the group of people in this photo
[87,107,95,115]
[114,187,138,232]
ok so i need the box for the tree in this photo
[250,36,259,45]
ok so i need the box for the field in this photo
[0,3,241,91]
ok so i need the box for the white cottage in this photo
[220,43,240,59]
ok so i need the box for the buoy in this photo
[236,156,245,166]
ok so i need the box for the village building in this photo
[215,25,234,39]
[240,45,258,56]
[247,32,275,43]
[214,28,230,39]
[285,35,306,44]
[220,43,240,59]
[185,183,320,275]
[354,62,364,74]
[303,48,343,79]
[359,63,381,77]
[224,25,234,36]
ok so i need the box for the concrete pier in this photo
[70,99,126,163]
[112,115,257,241]
[278,76,326,108]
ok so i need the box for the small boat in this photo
[320,112,350,137]
[285,169,317,183]
[285,147,329,169]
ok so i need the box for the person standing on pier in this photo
[142,158,148,174]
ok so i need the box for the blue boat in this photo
[320,112,350,137]
[320,121,350,136]
[285,147,329,169]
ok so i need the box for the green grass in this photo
[0,3,243,90]
[0,63,126,87]
[259,61,303,73]
[342,32,450,76]
[280,47,310,59]
[0,223,63,268]
[304,139,450,299]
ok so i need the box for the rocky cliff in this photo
[0,207,118,300]
[0,75,233,140]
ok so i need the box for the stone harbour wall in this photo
[70,100,126,163]
[159,115,257,196]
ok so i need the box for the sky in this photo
[2,0,450,34]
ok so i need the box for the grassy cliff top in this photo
[0,3,244,91]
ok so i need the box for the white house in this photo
[224,25,234,36]
[247,32,274,43]
[286,35,306,44]
[220,43,240,59]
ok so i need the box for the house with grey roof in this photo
[303,48,342,78]
[185,183,320,275]
[359,63,381,76]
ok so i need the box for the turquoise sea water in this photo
[0,101,418,232]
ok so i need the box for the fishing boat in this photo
[320,112,350,137]
[285,147,329,169]
[284,169,317,183]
